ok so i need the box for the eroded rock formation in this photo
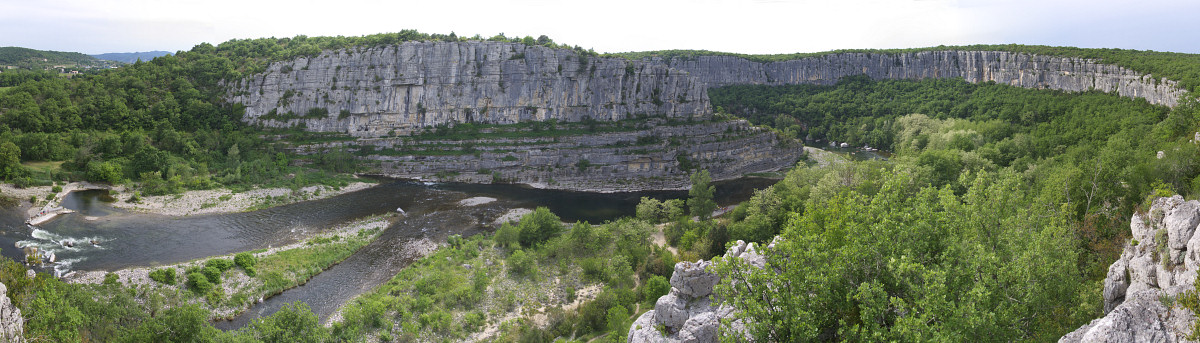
[1061,196,1200,343]
[628,240,767,343]
[231,42,710,137]
[663,51,1185,107]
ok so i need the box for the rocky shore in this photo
[2,181,377,222]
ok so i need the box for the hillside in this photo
[0,46,120,70]
[90,51,172,63]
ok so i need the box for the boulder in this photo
[670,261,720,298]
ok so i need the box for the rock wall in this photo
[662,51,1186,107]
[628,240,767,343]
[1060,196,1200,343]
[231,41,710,137]
[0,282,22,343]
[297,119,803,191]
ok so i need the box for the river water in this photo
[0,177,777,329]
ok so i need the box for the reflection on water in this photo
[0,177,780,329]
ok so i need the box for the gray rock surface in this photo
[1061,196,1200,343]
[663,51,1185,107]
[305,119,804,192]
[629,240,764,343]
[0,282,23,343]
[231,41,709,137]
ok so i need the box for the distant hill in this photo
[91,51,172,63]
[0,46,119,69]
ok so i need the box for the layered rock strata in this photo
[663,52,1186,107]
[1061,196,1200,343]
[231,41,710,137]
[296,119,802,191]
[628,240,767,342]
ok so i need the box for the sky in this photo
[1,0,1197,55]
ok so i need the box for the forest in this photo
[1,32,1199,341]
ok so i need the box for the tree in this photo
[517,207,563,248]
[0,141,20,180]
[687,170,716,220]
[247,302,329,343]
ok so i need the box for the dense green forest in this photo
[696,77,1200,340]
[0,46,118,70]
[0,31,594,193]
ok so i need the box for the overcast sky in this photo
[1,0,1197,55]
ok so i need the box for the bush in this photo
[234,252,257,269]
[205,258,234,272]
[103,272,120,285]
[517,207,563,248]
[200,266,222,284]
[508,249,536,277]
[149,268,176,285]
[642,275,670,302]
[186,272,212,294]
[495,222,520,249]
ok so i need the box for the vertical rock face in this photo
[0,282,23,343]
[1060,196,1200,343]
[231,41,711,137]
[663,52,1186,107]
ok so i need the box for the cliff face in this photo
[231,42,710,137]
[298,119,803,191]
[663,51,1186,107]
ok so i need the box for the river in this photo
[0,177,777,329]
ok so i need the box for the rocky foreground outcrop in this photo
[1061,196,1200,343]
[628,240,768,342]
[0,282,23,342]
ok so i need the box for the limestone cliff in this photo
[231,41,710,137]
[300,119,803,191]
[661,51,1186,107]
[1060,196,1200,343]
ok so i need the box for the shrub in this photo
[495,222,520,249]
[149,268,176,285]
[517,207,563,248]
[642,275,670,302]
[508,249,536,277]
[186,272,212,294]
[200,266,222,284]
[205,258,234,272]
[234,252,257,270]
[103,272,120,285]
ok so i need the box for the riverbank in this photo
[63,215,393,319]
[109,181,377,216]
[1,180,377,221]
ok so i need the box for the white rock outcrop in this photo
[0,282,23,342]
[628,240,768,343]
[1061,196,1200,343]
